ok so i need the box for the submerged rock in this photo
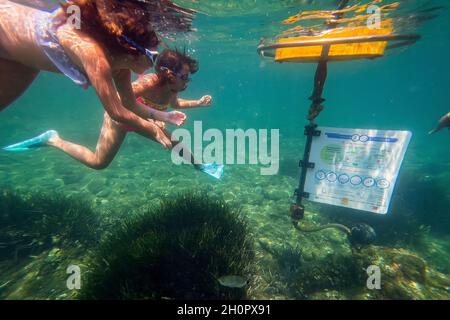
[355,246,450,299]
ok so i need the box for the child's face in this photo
[170,63,190,92]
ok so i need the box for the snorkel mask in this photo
[160,66,191,81]
[121,35,159,65]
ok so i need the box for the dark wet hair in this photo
[62,0,160,56]
[155,49,198,86]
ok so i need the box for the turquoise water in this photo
[0,0,449,299]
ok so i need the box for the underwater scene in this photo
[0,0,449,300]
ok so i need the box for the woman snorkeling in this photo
[0,0,192,149]
[4,49,224,179]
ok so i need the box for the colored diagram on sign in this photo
[314,170,391,189]
[319,143,391,170]
[304,127,412,214]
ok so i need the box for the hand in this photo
[198,95,212,106]
[150,120,172,149]
[154,120,166,130]
[168,111,187,126]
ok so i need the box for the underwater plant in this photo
[79,192,254,300]
[270,243,303,294]
[0,189,102,261]
[259,241,365,299]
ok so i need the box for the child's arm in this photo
[171,95,213,109]
[116,71,186,126]
[144,104,186,126]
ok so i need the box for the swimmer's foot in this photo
[198,163,224,180]
[3,130,59,152]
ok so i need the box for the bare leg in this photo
[47,113,127,170]
[162,127,224,179]
[174,141,201,168]
[0,58,39,111]
[161,127,201,169]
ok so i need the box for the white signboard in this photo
[304,127,412,214]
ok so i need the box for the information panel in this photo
[304,127,412,214]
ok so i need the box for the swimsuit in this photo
[34,9,90,89]
[139,96,168,111]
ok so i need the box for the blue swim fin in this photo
[3,130,58,152]
[199,163,224,180]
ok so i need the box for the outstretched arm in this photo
[123,74,186,126]
[171,95,213,109]
[67,35,172,148]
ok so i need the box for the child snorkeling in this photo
[3,49,224,179]
[0,0,193,149]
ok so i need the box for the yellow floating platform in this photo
[275,22,394,63]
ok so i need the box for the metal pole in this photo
[290,0,350,223]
